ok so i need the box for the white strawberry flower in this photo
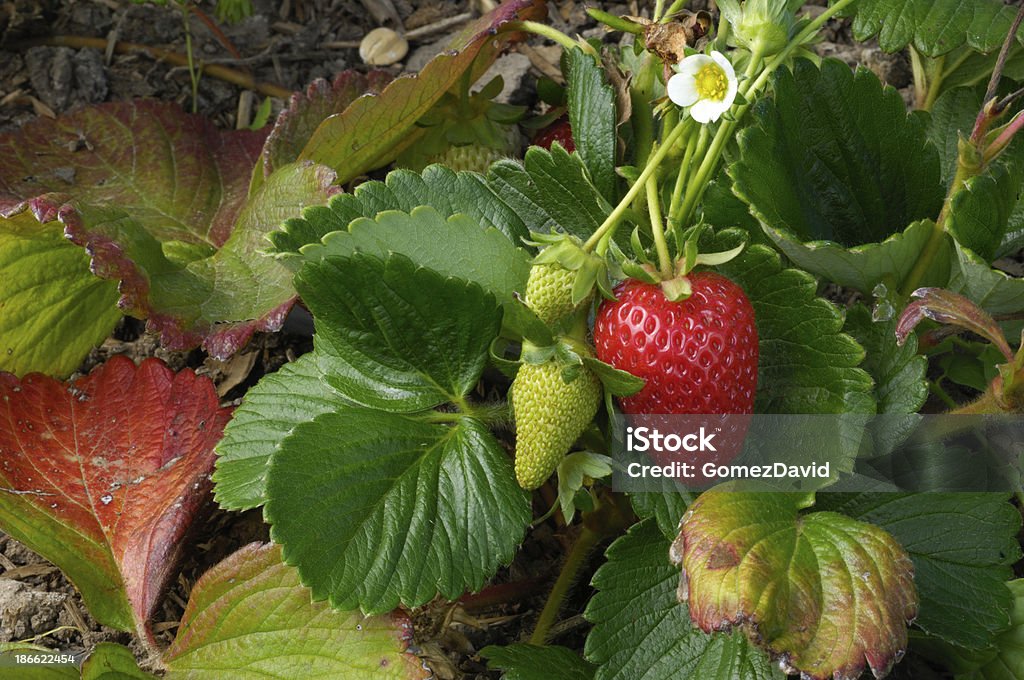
[667,51,739,124]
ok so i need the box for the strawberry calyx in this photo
[612,229,745,302]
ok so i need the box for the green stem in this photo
[587,8,646,35]
[177,1,201,113]
[529,525,601,645]
[583,122,690,251]
[631,54,660,170]
[669,121,699,220]
[502,20,597,57]
[653,0,666,23]
[647,174,673,277]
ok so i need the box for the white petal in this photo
[709,51,737,82]
[667,73,700,107]
[690,99,727,124]
[675,53,712,78]
[722,74,739,109]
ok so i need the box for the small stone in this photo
[360,27,409,66]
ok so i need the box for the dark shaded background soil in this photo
[0,0,915,677]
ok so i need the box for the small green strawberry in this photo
[426,141,512,174]
[512,358,602,490]
[524,264,579,327]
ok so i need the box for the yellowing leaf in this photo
[674,491,918,680]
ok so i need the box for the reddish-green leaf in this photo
[674,491,918,680]
[261,71,392,180]
[0,356,230,640]
[0,100,265,247]
[0,101,336,359]
[298,0,546,183]
[163,542,430,679]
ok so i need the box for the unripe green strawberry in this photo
[525,264,578,326]
[426,143,509,173]
[512,360,602,490]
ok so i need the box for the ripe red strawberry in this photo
[533,117,575,153]
[593,272,758,414]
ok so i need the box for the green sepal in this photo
[506,296,556,346]
[478,75,504,100]
[631,227,650,264]
[554,340,587,384]
[572,259,602,305]
[520,341,558,365]
[617,165,642,183]
[489,336,523,379]
[582,356,646,396]
[620,259,659,284]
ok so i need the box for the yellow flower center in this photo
[694,63,728,101]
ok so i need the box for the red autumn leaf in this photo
[0,356,230,643]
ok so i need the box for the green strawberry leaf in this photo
[817,493,1021,653]
[163,542,430,678]
[584,520,781,680]
[950,244,1024,316]
[731,59,945,293]
[764,219,952,296]
[709,231,876,414]
[213,352,349,511]
[483,644,596,680]
[0,100,319,360]
[297,0,546,182]
[0,357,231,640]
[939,46,1024,100]
[676,491,918,680]
[630,490,695,542]
[280,204,531,330]
[927,87,980,188]
[260,70,392,181]
[269,165,530,254]
[957,580,1024,680]
[702,172,764,239]
[945,160,1024,262]
[295,252,502,412]
[256,252,528,614]
[265,409,530,614]
[0,211,120,377]
[565,47,617,200]
[999,191,1024,259]
[81,643,155,679]
[844,305,929,414]
[488,146,612,241]
[842,0,1024,56]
